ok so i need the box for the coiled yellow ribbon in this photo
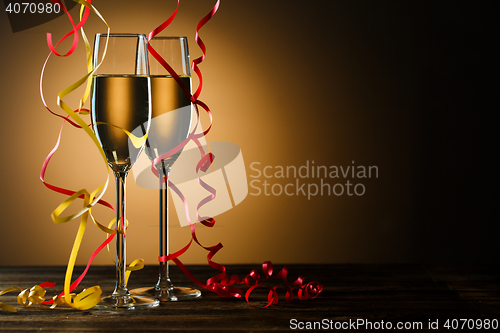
[0,287,21,313]
[0,285,102,312]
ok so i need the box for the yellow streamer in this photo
[0,285,102,312]
[17,285,46,307]
[42,0,111,310]
[1,286,22,312]
[91,216,123,235]
[70,286,103,310]
[94,121,149,149]
[125,259,145,285]
[41,1,146,310]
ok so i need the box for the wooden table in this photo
[1,264,499,332]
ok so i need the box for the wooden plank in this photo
[1,265,499,332]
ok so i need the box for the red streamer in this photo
[149,0,224,291]
[40,1,95,126]
[148,0,323,308]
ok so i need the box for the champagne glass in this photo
[131,37,201,301]
[91,33,159,309]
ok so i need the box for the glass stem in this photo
[113,171,130,297]
[156,164,173,291]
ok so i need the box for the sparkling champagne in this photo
[145,75,192,168]
[92,75,151,173]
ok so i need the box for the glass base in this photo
[93,294,159,310]
[131,286,201,302]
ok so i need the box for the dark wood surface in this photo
[1,264,499,332]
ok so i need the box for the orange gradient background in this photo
[0,1,493,266]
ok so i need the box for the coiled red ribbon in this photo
[147,0,323,308]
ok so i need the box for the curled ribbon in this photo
[38,0,111,309]
[149,2,277,303]
[38,0,147,310]
[0,287,21,312]
[148,0,323,308]
[240,262,324,308]
[37,0,151,310]
[1,283,102,312]
[147,0,223,293]
[0,285,50,312]
[94,121,149,149]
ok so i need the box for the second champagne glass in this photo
[131,37,201,301]
[91,33,159,309]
